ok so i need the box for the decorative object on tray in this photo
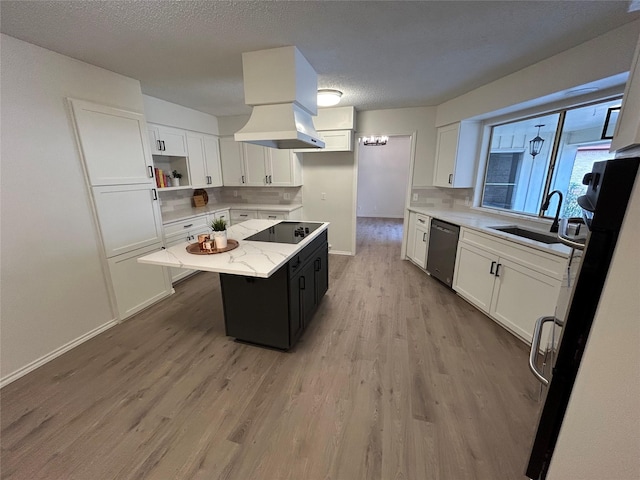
[210,218,228,249]
[186,239,239,255]
[171,170,182,187]
[192,188,208,207]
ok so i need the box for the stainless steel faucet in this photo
[542,190,563,233]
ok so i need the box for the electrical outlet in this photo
[321,192,326,200]
[412,193,418,201]
[283,192,290,200]
[233,190,238,197]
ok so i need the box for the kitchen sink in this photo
[490,226,561,244]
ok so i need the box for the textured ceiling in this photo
[1,1,639,117]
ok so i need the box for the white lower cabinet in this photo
[107,244,172,320]
[406,212,430,269]
[453,228,563,343]
[163,215,210,284]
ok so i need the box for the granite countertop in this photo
[407,206,577,258]
[162,203,303,224]
[138,219,329,278]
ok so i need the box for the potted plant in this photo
[210,218,228,249]
[171,170,182,187]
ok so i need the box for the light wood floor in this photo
[1,217,541,480]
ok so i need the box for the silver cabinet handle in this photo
[148,166,154,178]
[490,261,496,275]
[152,189,157,201]
[241,175,245,183]
[448,173,453,184]
[265,175,269,184]
[529,316,564,386]
[422,232,427,242]
[495,263,502,277]
[157,140,162,151]
[268,175,272,184]
[418,218,425,224]
[183,224,193,228]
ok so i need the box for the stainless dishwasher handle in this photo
[529,316,564,386]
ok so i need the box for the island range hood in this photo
[234,46,325,150]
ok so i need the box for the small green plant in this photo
[172,170,182,179]
[210,218,227,232]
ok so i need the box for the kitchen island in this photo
[138,219,329,349]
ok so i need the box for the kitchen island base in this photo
[220,231,328,350]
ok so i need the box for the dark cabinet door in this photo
[300,259,317,327]
[314,245,329,303]
[289,271,303,344]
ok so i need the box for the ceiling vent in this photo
[234,46,325,149]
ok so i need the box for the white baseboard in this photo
[0,318,119,389]
[329,250,353,256]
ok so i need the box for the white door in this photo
[411,226,429,269]
[107,244,171,320]
[70,99,154,186]
[92,184,163,258]
[157,126,187,156]
[452,243,496,313]
[490,258,561,343]
[433,123,459,187]
[203,135,223,187]
[219,137,245,186]
[186,133,208,186]
[242,143,268,186]
[268,149,294,185]
[148,126,163,155]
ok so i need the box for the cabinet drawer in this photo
[231,209,258,222]
[288,231,328,276]
[460,228,566,279]
[257,211,286,220]
[415,214,429,228]
[163,215,208,237]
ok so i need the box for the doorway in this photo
[355,134,412,253]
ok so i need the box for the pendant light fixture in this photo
[362,135,388,146]
[529,124,545,159]
[317,89,343,107]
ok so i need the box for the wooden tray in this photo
[186,239,239,255]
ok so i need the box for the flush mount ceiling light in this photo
[363,135,388,146]
[529,124,545,159]
[317,89,343,107]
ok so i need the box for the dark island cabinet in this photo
[220,231,328,350]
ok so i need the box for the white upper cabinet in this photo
[433,121,480,188]
[186,132,223,187]
[147,124,188,156]
[268,149,302,186]
[611,34,640,152]
[220,137,302,186]
[294,107,355,153]
[70,99,154,186]
[243,143,269,186]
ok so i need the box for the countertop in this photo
[407,206,576,258]
[138,219,329,278]
[162,204,303,224]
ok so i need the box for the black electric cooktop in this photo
[244,221,323,244]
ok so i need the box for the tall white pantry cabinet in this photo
[69,99,171,320]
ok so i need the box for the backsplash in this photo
[158,187,302,215]
[410,187,473,209]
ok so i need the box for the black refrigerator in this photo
[526,157,640,479]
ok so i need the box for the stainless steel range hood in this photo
[235,46,325,150]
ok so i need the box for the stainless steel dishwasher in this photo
[426,219,460,288]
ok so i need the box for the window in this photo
[480,98,621,218]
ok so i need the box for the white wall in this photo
[300,152,356,255]
[356,135,411,218]
[547,168,640,480]
[143,95,220,135]
[0,35,145,384]
[436,20,640,127]
[358,107,437,187]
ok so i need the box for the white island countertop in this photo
[138,219,329,278]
